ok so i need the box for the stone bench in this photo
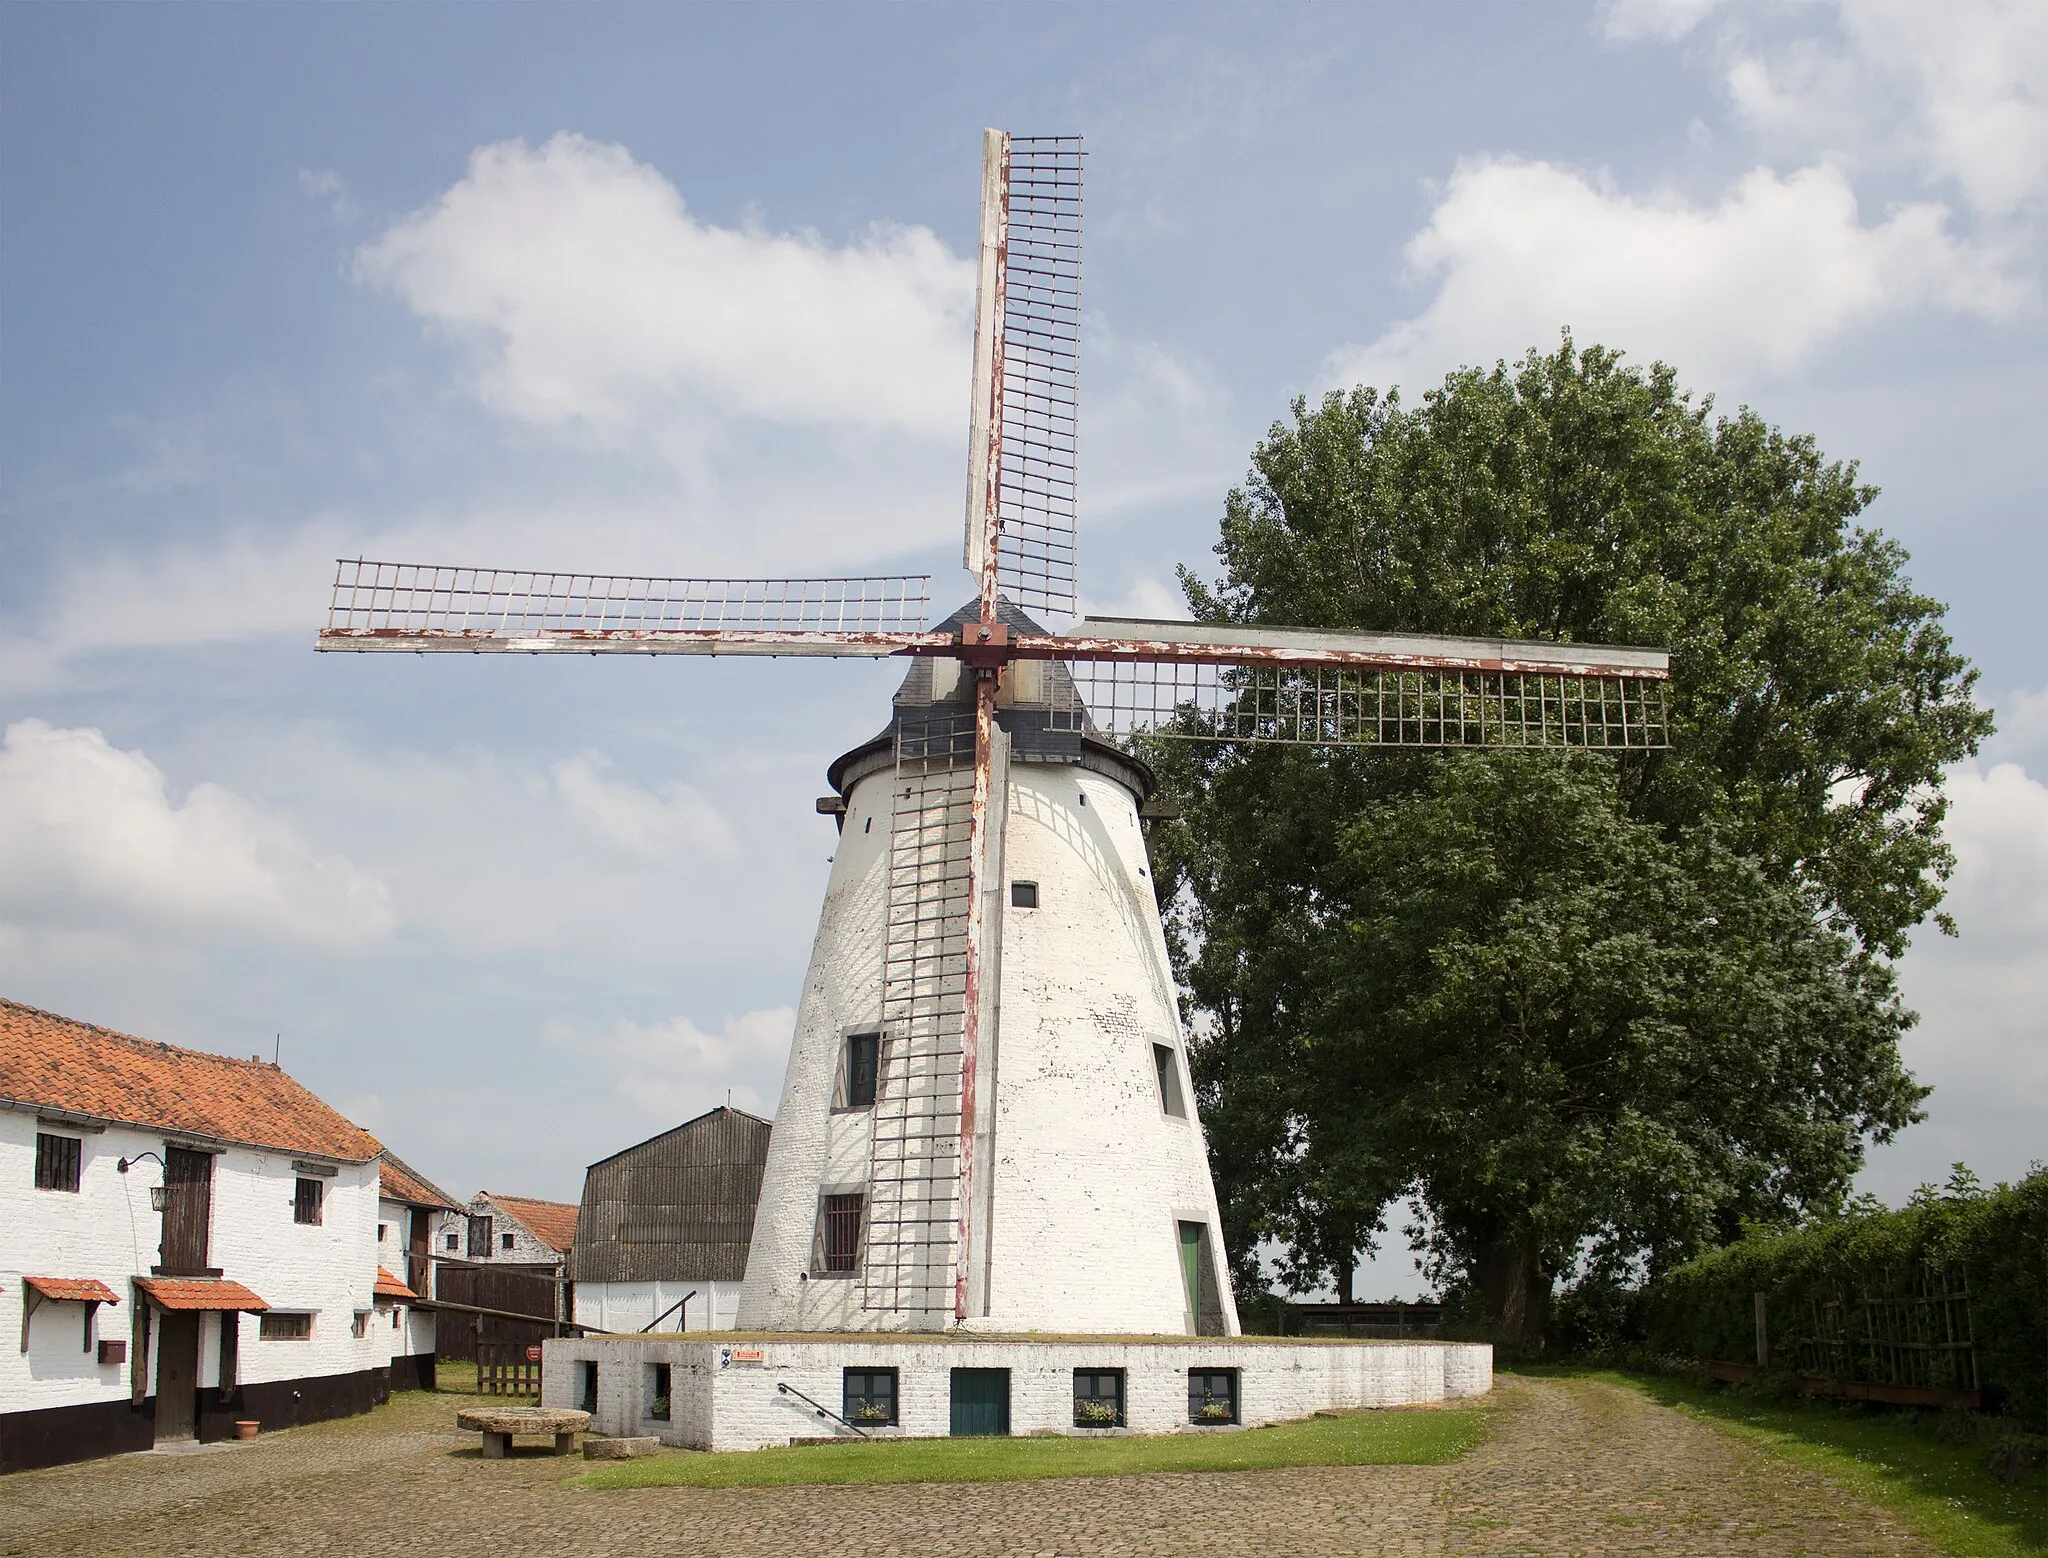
[455,1406,591,1459]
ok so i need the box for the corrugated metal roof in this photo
[568,1106,771,1285]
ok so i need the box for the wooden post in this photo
[1754,1291,1770,1371]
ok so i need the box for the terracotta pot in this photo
[233,1420,259,1440]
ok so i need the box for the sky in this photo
[3,0,2042,1300]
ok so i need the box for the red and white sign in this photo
[524,1344,543,1363]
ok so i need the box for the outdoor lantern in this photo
[150,1186,168,1211]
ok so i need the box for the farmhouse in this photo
[454,1191,578,1275]
[375,1151,461,1390]
[568,1105,770,1335]
[0,998,439,1472]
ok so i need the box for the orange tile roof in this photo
[487,1194,580,1253]
[134,1277,270,1312]
[373,1267,418,1300]
[378,1151,460,1211]
[0,999,381,1163]
[26,1277,119,1304]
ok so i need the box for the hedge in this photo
[1646,1169,2048,1428]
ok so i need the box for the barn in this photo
[568,1106,770,1335]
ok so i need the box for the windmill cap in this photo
[825,596,1155,804]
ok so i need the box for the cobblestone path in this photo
[0,1377,1934,1558]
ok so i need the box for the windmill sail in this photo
[964,130,1083,621]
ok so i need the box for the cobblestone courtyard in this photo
[1,1376,1934,1557]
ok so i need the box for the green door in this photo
[949,1367,1011,1436]
[1179,1220,1204,1327]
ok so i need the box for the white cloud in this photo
[1725,0,2048,217]
[550,752,737,859]
[0,720,394,946]
[544,1006,794,1122]
[353,133,975,449]
[1870,757,2048,1197]
[1325,157,2019,394]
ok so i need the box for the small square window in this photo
[501,1231,516,1251]
[1189,1368,1238,1425]
[351,1310,371,1339]
[844,1367,898,1427]
[1073,1369,1125,1428]
[293,1177,324,1225]
[842,1033,881,1109]
[1010,880,1038,908]
[34,1132,82,1192]
[260,1312,313,1341]
[648,1361,672,1421]
[445,1232,459,1251]
[818,1193,864,1274]
[1153,1044,1187,1118]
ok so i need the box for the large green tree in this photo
[1150,339,1990,1346]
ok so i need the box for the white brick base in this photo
[542,1334,1492,1452]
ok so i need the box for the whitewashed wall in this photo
[2,1108,389,1413]
[573,1279,743,1334]
[545,1334,1493,1451]
[738,752,1238,1336]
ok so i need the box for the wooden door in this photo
[949,1368,1010,1437]
[154,1312,200,1439]
[158,1148,214,1274]
[408,1207,431,1294]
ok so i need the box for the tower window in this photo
[1154,1044,1187,1118]
[818,1193,864,1274]
[1011,881,1038,908]
[843,1033,881,1109]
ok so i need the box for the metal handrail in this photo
[775,1381,869,1438]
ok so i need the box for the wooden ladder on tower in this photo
[865,710,975,1322]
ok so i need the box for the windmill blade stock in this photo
[314,560,943,657]
[1047,618,1672,751]
[963,131,1082,623]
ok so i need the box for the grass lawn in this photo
[580,1404,1489,1490]
[1533,1367,2047,1558]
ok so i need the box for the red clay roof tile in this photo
[134,1277,270,1312]
[378,1151,459,1211]
[486,1194,580,1253]
[373,1267,418,1300]
[0,999,381,1163]
[26,1277,120,1304]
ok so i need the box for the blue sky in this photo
[4,1,2043,1295]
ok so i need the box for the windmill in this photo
[318,129,1669,1336]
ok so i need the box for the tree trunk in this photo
[1473,1225,1549,1352]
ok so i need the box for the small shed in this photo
[568,1106,771,1334]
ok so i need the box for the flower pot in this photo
[233,1420,259,1440]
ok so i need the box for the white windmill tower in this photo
[317,129,1670,1343]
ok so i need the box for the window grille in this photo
[822,1193,865,1273]
[1188,1368,1238,1424]
[293,1177,324,1225]
[34,1132,81,1192]
[1153,1044,1186,1118]
[844,1367,899,1427]
[844,1033,881,1109]
[260,1313,313,1341]
[1073,1369,1125,1427]
[1011,880,1039,908]
[468,1215,493,1257]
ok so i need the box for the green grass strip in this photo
[579,1404,1488,1490]
[1545,1368,2047,1558]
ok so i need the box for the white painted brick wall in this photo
[2,1111,389,1413]
[739,755,1239,1336]
[543,1335,1493,1451]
